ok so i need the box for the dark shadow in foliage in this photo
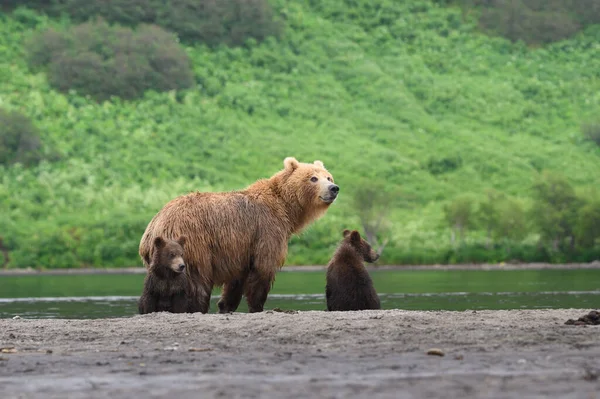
[426,155,462,175]
[582,121,600,147]
[0,109,43,167]
[449,0,600,45]
[26,18,194,102]
[47,0,282,47]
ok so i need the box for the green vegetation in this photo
[0,0,599,269]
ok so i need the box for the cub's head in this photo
[151,236,187,274]
[281,157,339,208]
[343,229,379,263]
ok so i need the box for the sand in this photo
[0,309,599,398]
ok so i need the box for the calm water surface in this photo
[0,268,598,319]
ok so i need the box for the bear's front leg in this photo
[138,292,159,314]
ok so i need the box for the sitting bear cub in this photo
[138,235,195,314]
[325,229,381,311]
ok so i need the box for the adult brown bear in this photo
[139,157,339,313]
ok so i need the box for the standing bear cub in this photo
[325,229,381,311]
[138,235,197,314]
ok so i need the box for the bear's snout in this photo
[178,263,185,272]
[329,184,339,195]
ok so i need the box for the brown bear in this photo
[139,157,339,314]
[325,229,381,311]
[138,235,199,314]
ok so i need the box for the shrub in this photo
[53,0,162,26]
[575,198,600,249]
[26,19,194,101]
[479,0,581,45]
[426,155,462,175]
[0,109,43,166]
[529,171,580,250]
[52,0,282,47]
[582,122,600,147]
[444,194,476,243]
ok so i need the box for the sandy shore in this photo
[0,309,598,398]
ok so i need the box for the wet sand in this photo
[1,309,599,398]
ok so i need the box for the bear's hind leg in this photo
[244,269,273,313]
[218,275,247,314]
[188,281,213,313]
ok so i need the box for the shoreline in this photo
[1,261,600,276]
[0,309,598,398]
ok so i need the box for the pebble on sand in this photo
[426,348,445,357]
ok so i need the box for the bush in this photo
[0,109,43,166]
[582,122,600,147]
[530,171,580,250]
[479,0,581,45]
[51,0,282,47]
[26,19,194,101]
[575,199,600,249]
[444,194,476,243]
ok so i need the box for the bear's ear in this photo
[350,230,361,244]
[343,229,351,238]
[153,236,165,249]
[284,157,299,171]
[314,160,324,169]
[176,235,187,248]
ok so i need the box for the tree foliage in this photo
[10,0,282,47]
[352,181,395,257]
[26,19,194,101]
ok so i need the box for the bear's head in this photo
[281,156,339,205]
[150,235,187,276]
[343,229,379,263]
[267,157,339,233]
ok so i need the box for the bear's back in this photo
[326,256,380,311]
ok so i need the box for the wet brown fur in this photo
[138,236,200,314]
[326,230,381,311]
[139,157,338,313]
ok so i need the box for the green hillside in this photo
[1,0,599,269]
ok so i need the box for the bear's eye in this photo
[310,176,318,183]
[327,177,333,182]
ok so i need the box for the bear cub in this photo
[138,235,195,314]
[325,229,381,311]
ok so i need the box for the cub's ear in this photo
[350,230,361,244]
[284,157,299,171]
[343,229,351,238]
[177,235,187,248]
[314,160,324,168]
[153,236,165,249]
